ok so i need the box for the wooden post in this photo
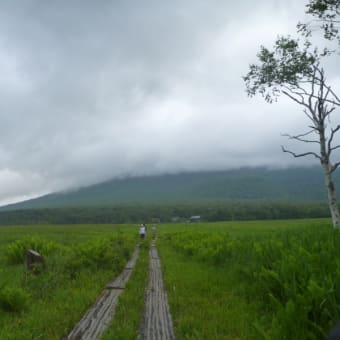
[25,249,45,271]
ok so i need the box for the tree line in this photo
[0,201,332,225]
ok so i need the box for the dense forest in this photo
[0,167,337,224]
[0,201,332,225]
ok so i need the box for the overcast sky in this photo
[0,0,339,205]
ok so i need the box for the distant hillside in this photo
[1,166,337,211]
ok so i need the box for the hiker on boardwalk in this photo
[139,224,146,239]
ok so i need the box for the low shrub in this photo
[65,234,134,276]
[0,286,30,313]
[5,236,58,265]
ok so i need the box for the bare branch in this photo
[307,95,340,107]
[323,82,340,106]
[281,145,322,160]
[310,66,317,110]
[281,132,320,144]
[331,162,340,173]
[328,124,340,155]
[325,85,340,105]
[292,86,309,96]
[311,66,340,106]
[291,130,316,138]
[308,125,319,131]
[303,108,317,123]
[324,106,336,120]
[288,86,309,103]
[330,144,340,152]
[282,90,310,109]
[320,82,340,111]
[282,84,337,113]
[305,88,340,105]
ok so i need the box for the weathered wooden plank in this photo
[150,245,159,260]
[106,268,131,289]
[141,243,175,340]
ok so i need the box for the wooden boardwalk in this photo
[141,242,175,340]
[66,245,140,340]
[66,241,175,340]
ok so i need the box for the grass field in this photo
[157,218,339,339]
[0,224,139,339]
[0,218,339,339]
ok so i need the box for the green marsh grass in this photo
[1,219,338,339]
[158,245,256,339]
[0,224,139,339]
[157,218,338,339]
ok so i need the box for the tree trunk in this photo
[319,126,340,228]
[322,163,340,228]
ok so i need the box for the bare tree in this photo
[244,37,340,228]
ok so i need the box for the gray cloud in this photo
[0,0,337,204]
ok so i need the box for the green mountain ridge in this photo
[1,166,337,211]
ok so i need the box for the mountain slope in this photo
[1,166,336,211]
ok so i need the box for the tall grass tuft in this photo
[0,286,30,313]
[5,236,58,265]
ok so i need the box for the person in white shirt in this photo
[139,224,146,239]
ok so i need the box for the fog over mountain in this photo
[0,0,339,205]
[0,167,334,212]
